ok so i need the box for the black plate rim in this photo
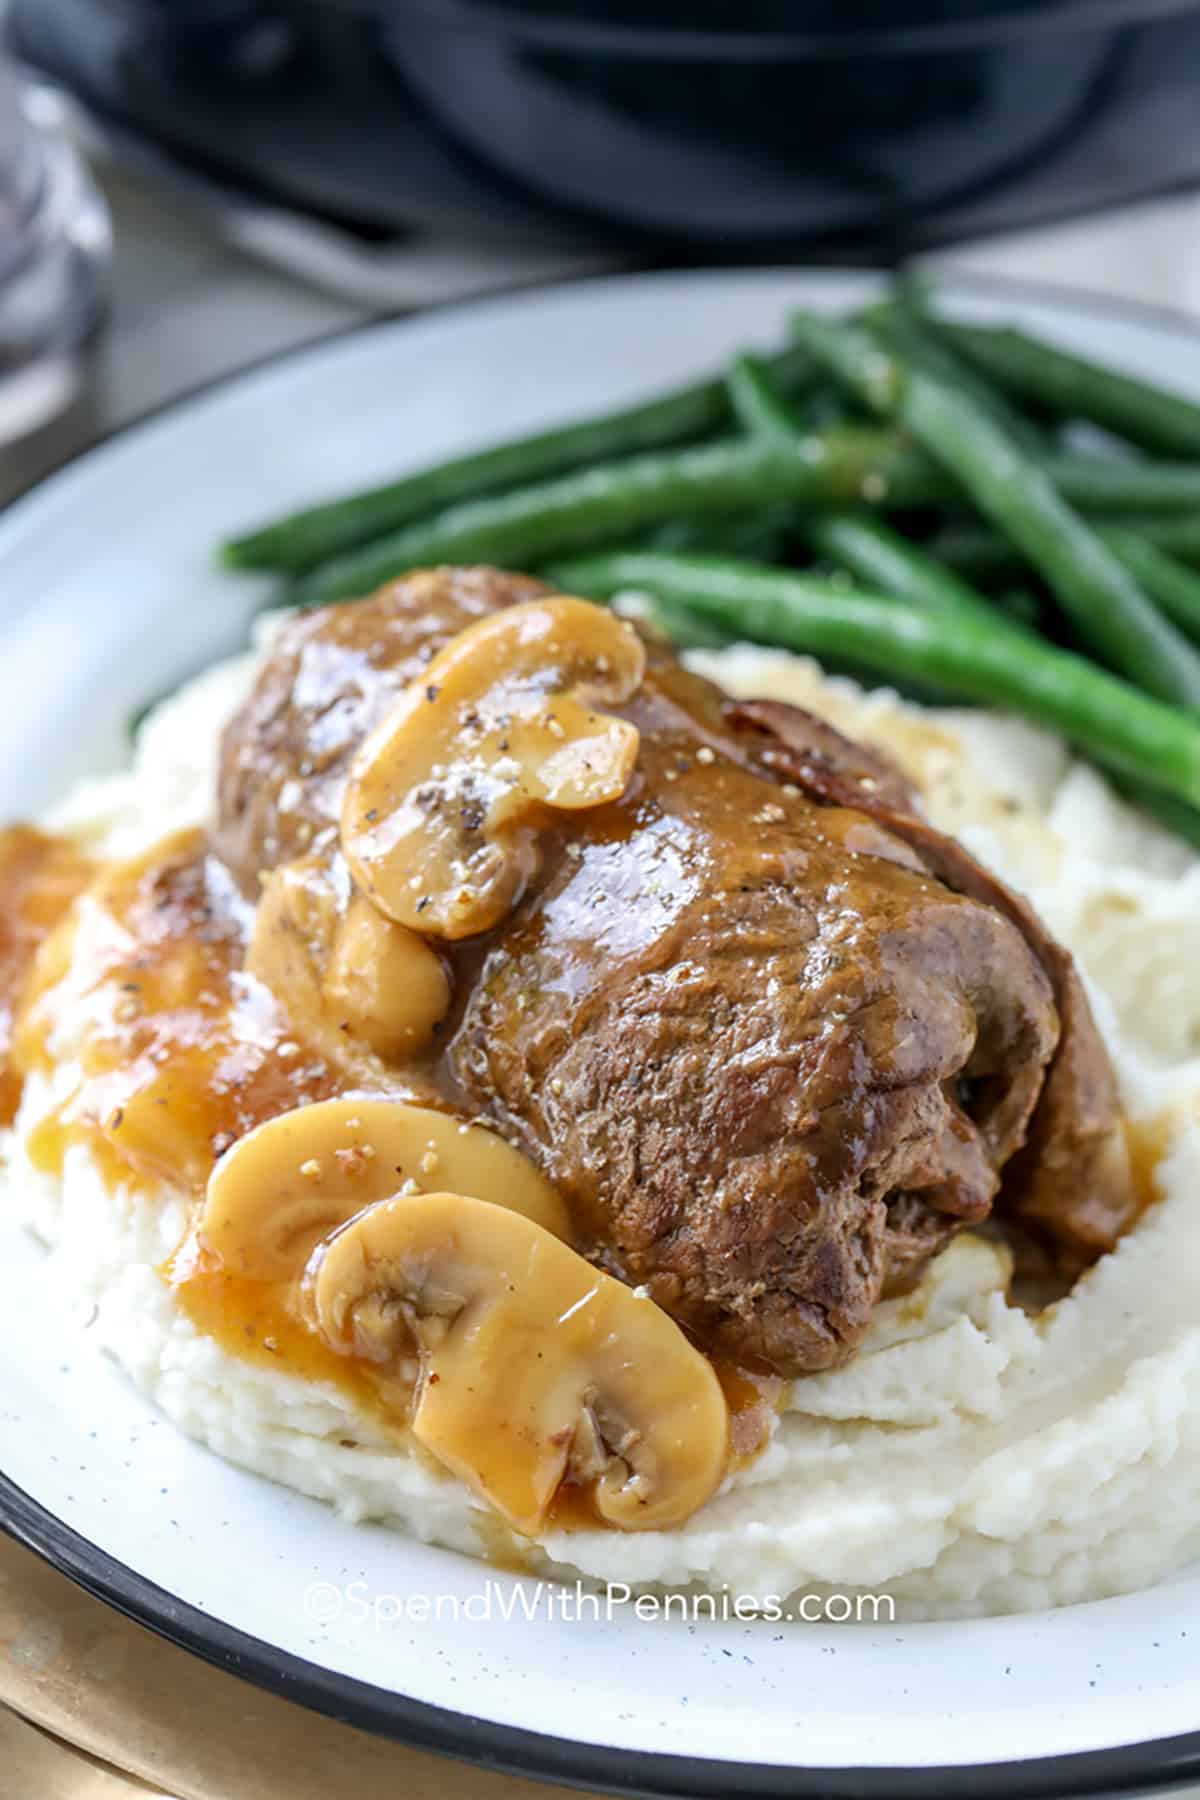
[2,264,1200,1799]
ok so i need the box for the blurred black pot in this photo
[11,0,1200,254]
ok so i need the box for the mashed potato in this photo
[6,631,1200,1619]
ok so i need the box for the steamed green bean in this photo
[791,310,1200,709]
[223,344,814,573]
[546,549,1200,808]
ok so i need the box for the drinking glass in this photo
[0,56,110,445]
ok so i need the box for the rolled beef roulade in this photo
[216,566,1134,1376]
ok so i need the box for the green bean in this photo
[606,542,1200,844]
[743,331,1200,513]
[726,351,808,445]
[993,587,1045,633]
[1030,458,1200,514]
[803,512,1026,635]
[724,353,1011,632]
[1093,516,1200,565]
[545,549,1200,808]
[1094,529,1200,646]
[937,517,1200,580]
[725,350,862,438]
[864,297,1051,454]
[727,350,1025,642]
[928,526,1040,583]
[641,505,798,564]
[727,352,1025,637]
[934,319,1200,458]
[791,311,1200,709]
[934,521,1200,644]
[288,431,946,608]
[931,525,1087,583]
[228,332,1200,588]
[222,344,814,573]
[793,381,853,430]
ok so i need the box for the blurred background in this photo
[14,0,1200,264]
[6,0,1200,505]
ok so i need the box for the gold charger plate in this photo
[0,1537,558,1800]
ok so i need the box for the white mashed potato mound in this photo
[6,627,1200,1620]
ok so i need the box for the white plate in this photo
[2,270,1199,1798]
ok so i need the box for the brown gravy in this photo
[0,826,95,1126]
[1127,1110,1177,1217]
[11,830,386,1411]
[18,830,345,1187]
[4,822,777,1529]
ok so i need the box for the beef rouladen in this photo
[217,566,1135,1377]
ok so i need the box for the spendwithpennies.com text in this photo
[304,1579,896,1628]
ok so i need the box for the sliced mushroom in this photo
[324,892,451,1060]
[200,1097,568,1280]
[340,598,646,939]
[246,858,343,1050]
[248,858,450,1066]
[308,1191,729,1535]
